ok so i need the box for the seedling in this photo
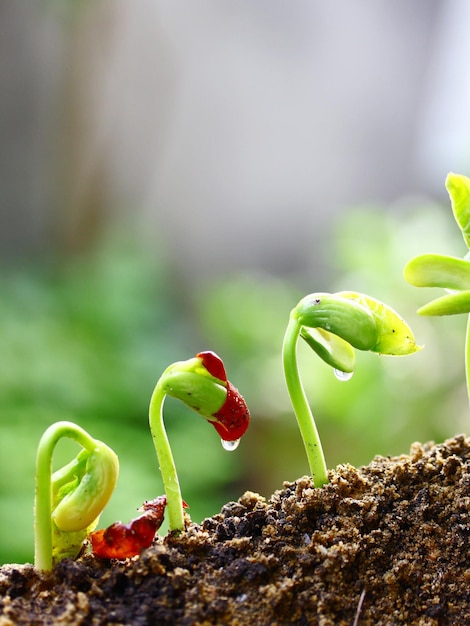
[148,350,250,533]
[34,420,119,570]
[283,291,420,487]
[87,351,248,561]
[404,172,470,404]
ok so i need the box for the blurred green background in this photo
[1,202,468,564]
[2,2,470,565]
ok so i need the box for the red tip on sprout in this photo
[212,381,250,441]
[197,351,227,382]
[197,350,250,442]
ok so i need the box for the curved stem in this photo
[149,382,185,532]
[34,421,98,571]
[282,316,328,488]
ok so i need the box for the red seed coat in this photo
[90,496,167,559]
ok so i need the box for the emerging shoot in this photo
[283,292,420,488]
[404,172,470,404]
[34,421,119,571]
[149,351,250,533]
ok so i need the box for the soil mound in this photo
[1,435,469,625]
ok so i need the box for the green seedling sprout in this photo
[283,291,421,487]
[34,420,119,571]
[149,351,250,532]
[404,172,470,404]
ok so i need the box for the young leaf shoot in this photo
[404,172,470,403]
[283,292,420,488]
[148,351,250,532]
[34,421,119,570]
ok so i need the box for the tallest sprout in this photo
[283,292,421,487]
[404,172,470,405]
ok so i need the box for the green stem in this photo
[282,316,328,488]
[34,421,98,571]
[466,314,470,406]
[148,382,185,532]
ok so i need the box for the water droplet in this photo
[221,438,240,451]
[333,369,354,381]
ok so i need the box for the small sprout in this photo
[404,172,470,403]
[283,292,420,488]
[90,496,188,559]
[34,421,119,571]
[149,351,250,533]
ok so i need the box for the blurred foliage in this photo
[2,200,469,565]
[0,233,244,564]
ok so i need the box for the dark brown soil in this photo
[1,435,470,625]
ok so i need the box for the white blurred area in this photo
[1,0,470,280]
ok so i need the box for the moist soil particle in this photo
[1,435,470,625]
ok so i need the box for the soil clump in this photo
[1,435,469,625]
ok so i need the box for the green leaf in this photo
[300,327,356,373]
[337,291,422,355]
[161,359,227,418]
[403,253,470,290]
[446,172,470,249]
[293,293,378,351]
[417,290,470,316]
[52,443,119,533]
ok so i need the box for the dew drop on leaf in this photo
[333,369,354,381]
[221,438,240,451]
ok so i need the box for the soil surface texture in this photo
[1,435,470,625]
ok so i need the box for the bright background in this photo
[1,1,470,564]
